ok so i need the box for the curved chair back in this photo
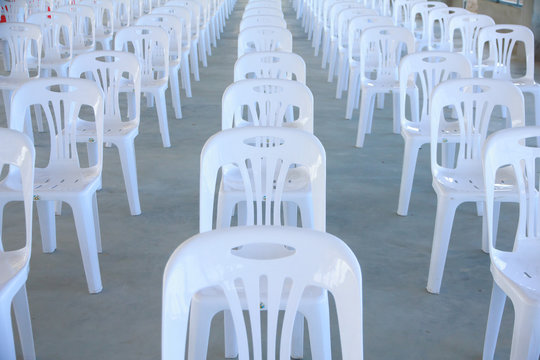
[237,26,293,57]
[234,51,306,83]
[239,14,287,32]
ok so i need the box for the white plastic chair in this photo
[392,0,424,29]
[130,0,143,20]
[27,11,73,78]
[0,129,35,360]
[153,5,193,97]
[426,78,525,294]
[396,51,471,216]
[81,0,114,50]
[409,1,447,51]
[114,25,171,148]
[344,15,394,120]
[237,26,293,58]
[427,7,469,51]
[482,126,540,360]
[448,14,494,68]
[245,1,282,11]
[136,13,184,119]
[239,14,287,31]
[0,23,42,128]
[242,6,283,18]
[10,77,105,294]
[355,25,414,147]
[162,225,363,360]
[477,25,540,130]
[113,0,131,32]
[196,126,327,359]
[165,0,202,82]
[0,0,27,22]
[222,78,314,131]
[234,51,306,83]
[70,50,142,216]
[57,4,96,55]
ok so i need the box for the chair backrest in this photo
[27,11,73,68]
[57,4,96,54]
[392,0,424,28]
[242,6,283,19]
[399,51,472,127]
[136,13,183,61]
[153,6,192,51]
[448,14,494,65]
[199,127,325,231]
[113,0,131,29]
[336,8,378,51]
[0,23,42,80]
[166,0,201,39]
[321,0,350,31]
[69,50,141,125]
[234,51,306,83]
[131,0,143,20]
[0,0,27,22]
[427,6,469,51]
[114,25,170,83]
[477,24,535,83]
[237,26,293,58]
[10,77,104,175]
[483,126,540,257]
[28,0,52,15]
[329,2,365,40]
[81,0,114,38]
[430,78,525,177]
[347,15,393,66]
[245,1,282,11]
[222,78,313,131]
[359,25,414,83]
[239,15,287,32]
[0,129,34,256]
[409,1,446,45]
[162,225,363,360]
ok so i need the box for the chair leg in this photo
[397,140,421,216]
[426,195,459,294]
[13,285,35,360]
[291,313,304,359]
[509,302,540,360]
[355,90,374,148]
[376,93,384,109]
[335,54,346,99]
[392,91,400,134]
[70,196,103,294]
[481,201,500,254]
[36,200,57,253]
[117,140,141,216]
[92,193,102,253]
[345,70,358,120]
[181,53,193,98]
[224,310,238,358]
[327,43,338,83]
[190,40,200,81]
[283,201,298,227]
[186,301,218,360]
[302,293,331,360]
[482,281,506,360]
[154,89,171,148]
[169,67,183,119]
[0,300,16,360]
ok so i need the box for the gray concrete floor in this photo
[4,1,540,359]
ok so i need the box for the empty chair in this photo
[344,15,394,120]
[136,13,184,119]
[113,0,131,32]
[195,126,328,359]
[237,26,293,58]
[409,1,447,51]
[0,129,35,360]
[234,51,306,83]
[222,78,313,132]
[9,77,105,294]
[482,126,540,360]
[153,5,193,97]
[81,0,114,50]
[57,4,96,55]
[115,25,171,147]
[355,25,415,147]
[0,23,42,127]
[426,78,525,294]
[239,14,287,31]
[393,0,424,29]
[162,225,363,360]
[396,51,472,217]
[477,25,540,129]
[427,7,469,51]
[27,11,73,78]
[0,0,27,22]
[448,14,494,68]
[70,50,142,216]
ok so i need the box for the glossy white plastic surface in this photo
[242,6,283,19]
[239,14,287,32]
[426,7,469,51]
[57,5,96,55]
[345,15,393,119]
[0,0,27,22]
[448,14,494,67]
[8,78,104,293]
[482,126,540,360]
[162,225,363,360]
[114,25,171,147]
[355,25,414,147]
[137,13,184,118]
[234,51,306,83]
[237,25,293,58]
[427,78,525,294]
[70,50,142,216]
[392,0,424,29]
[0,129,35,360]
[409,1,447,51]
[397,51,472,216]
[81,0,114,50]
[222,78,314,131]
[113,0,131,32]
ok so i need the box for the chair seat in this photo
[492,238,540,303]
[77,118,138,140]
[433,164,516,196]
[34,167,100,196]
